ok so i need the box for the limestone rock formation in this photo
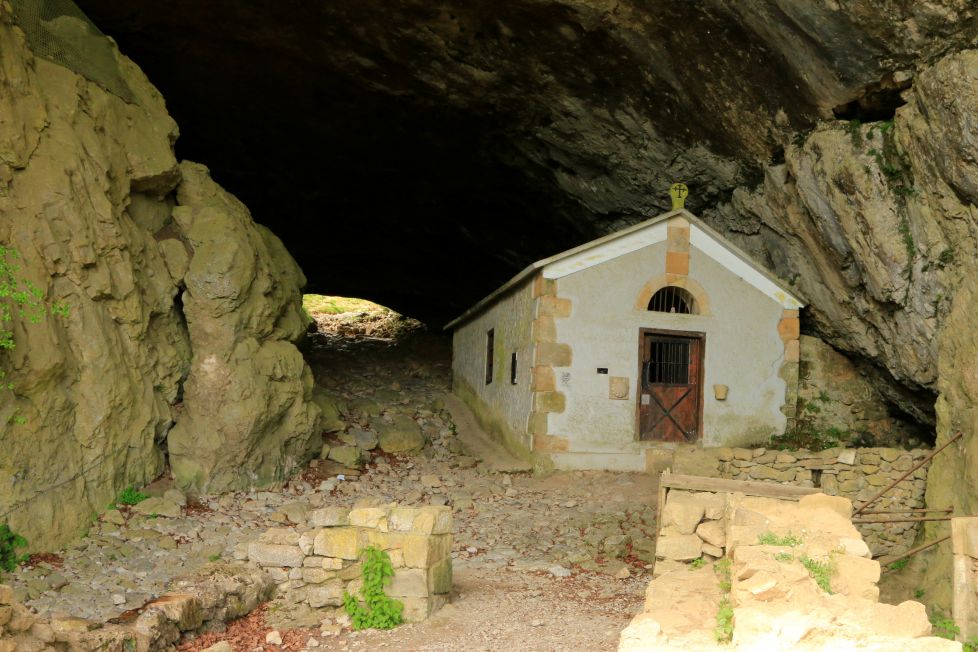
[165,162,320,492]
[0,3,318,550]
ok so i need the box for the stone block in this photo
[313,527,361,560]
[401,533,452,568]
[298,532,316,555]
[733,448,753,461]
[0,606,10,627]
[831,555,880,600]
[530,366,556,392]
[428,557,453,594]
[696,520,726,548]
[301,568,334,584]
[387,568,428,598]
[400,597,432,623]
[322,557,343,570]
[778,316,800,341]
[665,251,689,275]
[532,316,556,343]
[328,445,365,468]
[259,528,301,546]
[702,543,724,557]
[389,507,452,534]
[717,447,734,462]
[534,391,566,413]
[533,434,569,453]
[528,411,549,436]
[349,507,390,530]
[248,542,304,568]
[308,507,350,528]
[534,342,572,367]
[662,493,706,534]
[532,275,556,298]
[798,493,852,519]
[655,534,702,561]
[537,296,572,319]
[146,593,203,631]
[837,450,857,465]
[305,581,344,608]
[0,585,12,605]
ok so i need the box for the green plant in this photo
[847,119,863,149]
[964,637,978,652]
[689,557,706,569]
[816,390,831,403]
[715,598,734,643]
[715,557,732,592]
[774,552,794,562]
[930,612,959,640]
[208,553,222,562]
[342,546,404,630]
[1,246,68,424]
[887,558,910,571]
[800,556,834,593]
[116,486,149,506]
[758,532,803,547]
[914,588,925,599]
[0,524,29,576]
[898,215,916,261]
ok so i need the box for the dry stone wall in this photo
[621,493,960,651]
[674,446,930,556]
[242,504,452,623]
[0,565,273,652]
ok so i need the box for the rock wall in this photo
[242,504,453,624]
[796,335,924,447]
[674,446,931,557]
[0,2,319,551]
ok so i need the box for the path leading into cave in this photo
[6,319,657,651]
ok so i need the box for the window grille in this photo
[648,286,695,314]
[647,339,690,384]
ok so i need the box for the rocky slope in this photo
[0,2,319,550]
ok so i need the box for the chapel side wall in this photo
[549,241,788,462]
[451,280,535,456]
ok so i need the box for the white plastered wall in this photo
[451,280,535,453]
[547,241,788,470]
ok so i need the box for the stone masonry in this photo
[242,504,452,623]
[0,565,273,652]
[620,493,960,651]
[674,446,931,557]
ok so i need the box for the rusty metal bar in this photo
[852,516,952,524]
[853,431,963,516]
[858,507,953,515]
[879,535,951,571]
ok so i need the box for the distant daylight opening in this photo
[648,286,696,314]
[302,294,424,345]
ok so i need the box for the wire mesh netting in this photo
[9,0,134,102]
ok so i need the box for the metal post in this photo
[858,507,953,515]
[853,431,963,516]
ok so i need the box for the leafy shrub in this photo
[930,612,959,640]
[343,546,404,630]
[800,556,834,593]
[0,523,29,576]
[116,486,149,506]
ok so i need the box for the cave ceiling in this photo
[75,0,977,325]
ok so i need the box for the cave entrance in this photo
[302,294,425,346]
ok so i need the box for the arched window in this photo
[648,286,696,314]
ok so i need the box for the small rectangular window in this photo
[510,352,518,385]
[485,329,494,384]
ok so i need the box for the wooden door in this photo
[639,331,703,442]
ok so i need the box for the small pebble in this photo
[266,630,283,645]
